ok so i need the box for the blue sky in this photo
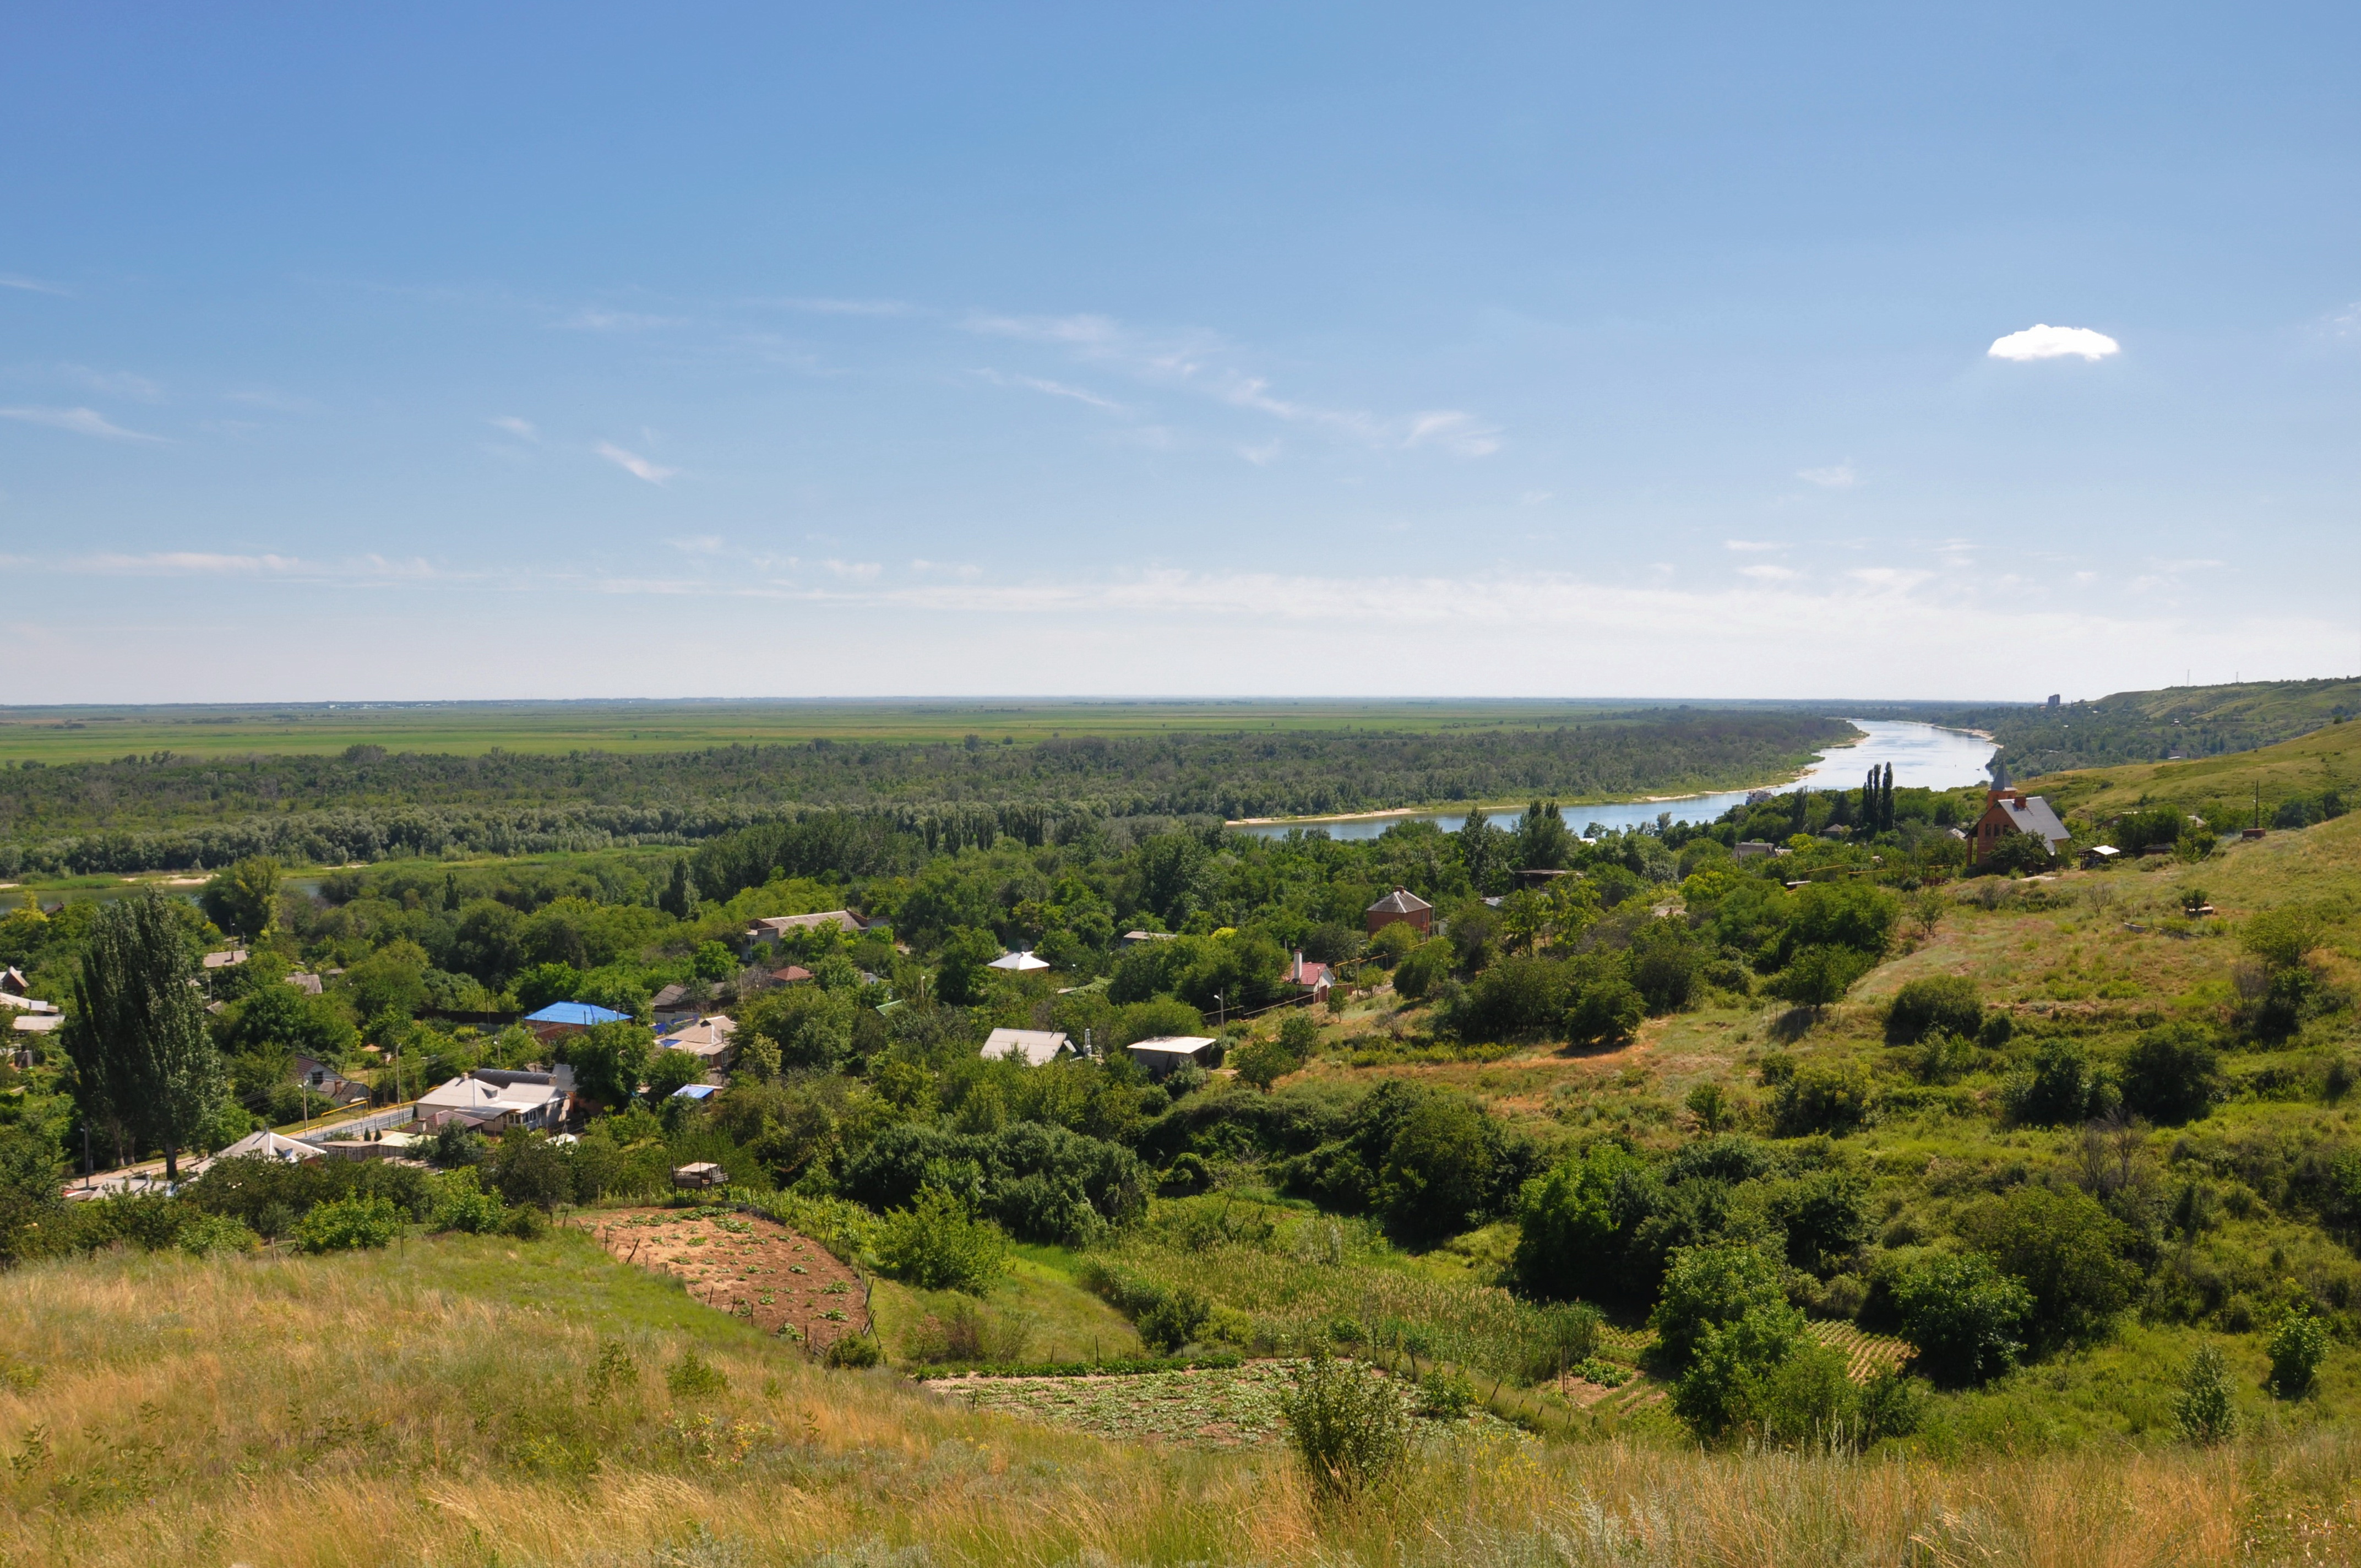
[4,3,2357,703]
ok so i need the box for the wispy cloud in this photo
[668,535,725,556]
[1403,410,1503,458]
[824,559,881,581]
[973,369,1125,411]
[1988,324,2121,362]
[596,442,676,484]
[561,308,685,333]
[1739,563,1802,581]
[910,559,982,580]
[489,415,538,441]
[1725,540,1786,553]
[77,551,303,574]
[772,297,910,317]
[1796,462,1857,489]
[0,274,67,296]
[61,366,162,402]
[0,406,164,442]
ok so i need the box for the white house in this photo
[1124,1035,1218,1079]
[981,1027,1074,1066]
[416,1067,574,1133]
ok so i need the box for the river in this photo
[1227,720,1995,842]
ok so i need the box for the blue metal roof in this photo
[670,1083,719,1100]
[524,1001,629,1026]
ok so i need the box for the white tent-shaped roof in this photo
[198,1128,322,1169]
[986,950,1050,972]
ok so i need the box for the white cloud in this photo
[1403,410,1503,458]
[1724,540,1785,553]
[974,369,1124,411]
[0,274,66,295]
[78,551,302,574]
[773,297,910,317]
[61,366,162,402]
[910,559,982,580]
[668,535,725,555]
[489,416,538,441]
[1796,463,1857,489]
[0,406,164,441]
[1238,439,1283,466]
[1988,324,2121,362]
[561,309,684,333]
[596,442,676,484]
[823,559,880,581]
[1739,564,1800,581]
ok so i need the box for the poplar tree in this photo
[66,890,225,1182]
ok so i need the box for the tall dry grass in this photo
[2,1236,2358,1567]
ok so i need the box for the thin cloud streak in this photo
[596,442,676,483]
[0,406,164,441]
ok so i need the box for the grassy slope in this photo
[9,1230,2359,1566]
[2032,714,2361,825]
[1935,677,2361,778]
[0,699,1787,766]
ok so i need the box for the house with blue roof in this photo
[524,1000,631,1042]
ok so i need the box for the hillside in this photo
[1932,677,2361,779]
[2030,712,2360,829]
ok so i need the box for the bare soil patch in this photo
[584,1206,871,1355]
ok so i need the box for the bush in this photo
[1511,1144,1646,1302]
[2269,1307,2329,1398]
[1228,1035,1296,1093]
[1136,1286,1212,1352]
[1565,976,1646,1049]
[428,1168,508,1234]
[1277,1348,1408,1501]
[1667,1297,1810,1445]
[1768,945,1874,1009]
[291,1194,403,1253]
[1957,1185,2137,1351]
[2003,1040,2113,1128]
[2176,1343,2237,1443]
[871,1188,1012,1294]
[1889,1252,2031,1387]
[2120,1023,2222,1126]
[175,1211,262,1257]
[1375,1093,1498,1243]
[666,1349,728,1397]
[1628,920,1700,1014]
[1771,1061,1873,1137]
[823,1335,884,1369]
[1885,977,1982,1045]
[1416,1368,1476,1419]
[1391,940,1452,1001]
[1650,1243,1789,1370]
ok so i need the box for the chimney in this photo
[1293,950,1304,982]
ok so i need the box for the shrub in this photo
[291,1194,402,1253]
[1416,1368,1476,1419]
[1957,1185,2137,1351]
[1651,1243,1789,1370]
[428,1168,508,1234]
[823,1335,884,1369]
[1771,1061,1873,1137]
[1628,920,1699,1014]
[1885,977,1982,1045]
[1769,1168,1870,1274]
[1376,1093,1498,1243]
[589,1340,640,1403]
[2120,1023,2222,1126]
[1277,1348,1408,1501]
[1511,1144,1645,1302]
[2269,1306,2329,1398]
[2243,908,2326,971]
[1667,1298,1810,1444]
[1890,1252,2031,1387]
[1136,1286,1212,1352]
[1565,976,1646,1049]
[871,1188,1012,1294]
[2176,1343,2236,1443]
[1768,945,1874,1010]
[175,1211,261,1257]
[1157,1152,1214,1196]
[2002,1040,2113,1128]
[666,1349,728,1397]
[1228,1036,1295,1093]
[1392,940,1452,1001]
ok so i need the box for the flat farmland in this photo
[0,698,1773,765]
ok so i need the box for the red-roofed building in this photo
[1282,950,1332,1005]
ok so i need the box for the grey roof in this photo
[1999,794,2071,848]
[1367,887,1432,914]
[981,1027,1073,1066]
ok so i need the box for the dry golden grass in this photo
[4,1235,2360,1566]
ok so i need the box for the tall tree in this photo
[659,856,699,919]
[198,855,281,939]
[67,890,225,1182]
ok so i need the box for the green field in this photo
[0,698,1807,766]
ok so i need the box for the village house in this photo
[981,1027,1075,1065]
[523,1000,630,1043]
[1972,788,2073,865]
[744,910,865,951]
[657,1014,738,1072]
[291,1053,372,1106]
[1365,886,1433,937]
[415,1066,574,1134]
[650,983,700,1030]
[1281,950,1332,1005]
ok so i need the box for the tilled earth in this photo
[586,1206,872,1356]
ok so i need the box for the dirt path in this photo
[584,1206,872,1355]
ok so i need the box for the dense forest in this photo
[0,710,1851,876]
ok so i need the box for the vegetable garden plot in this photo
[584,1206,871,1355]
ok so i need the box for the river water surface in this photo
[1228,720,1995,842]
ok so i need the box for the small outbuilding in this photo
[2081,845,2123,869]
[1366,886,1433,937]
[987,949,1051,972]
[981,1027,1075,1066]
[1281,951,1332,1005]
[672,1161,727,1190]
[1125,1035,1219,1079]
